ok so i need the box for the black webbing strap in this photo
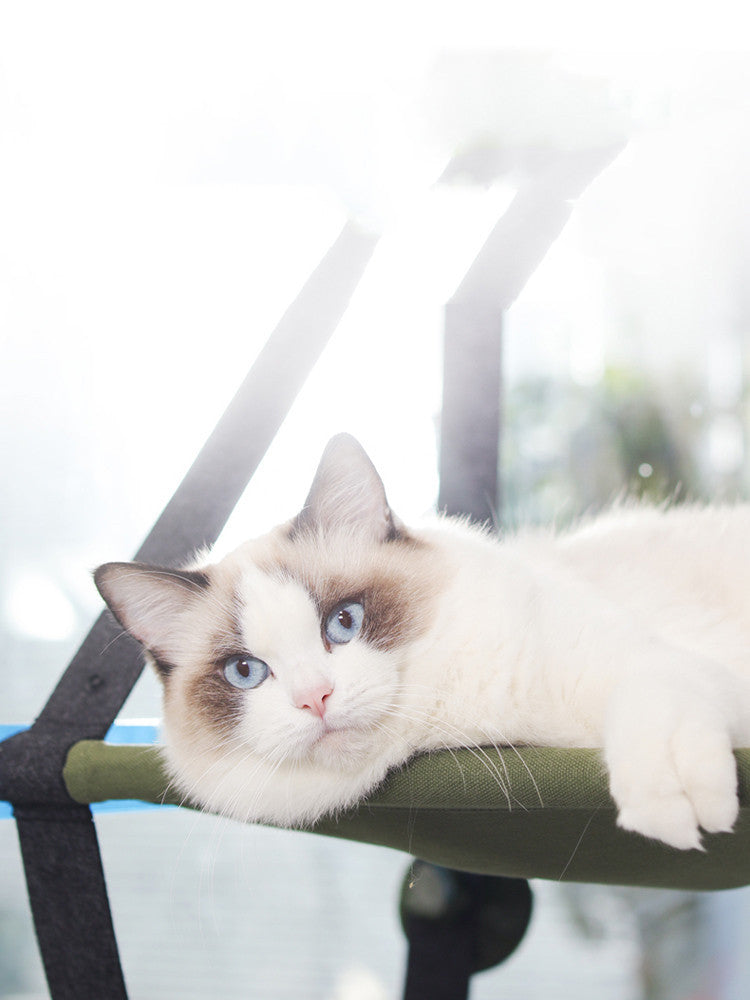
[0,221,378,1000]
[14,804,128,998]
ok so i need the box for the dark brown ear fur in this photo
[291,433,404,542]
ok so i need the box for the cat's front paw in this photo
[606,708,738,850]
[615,792,734,851]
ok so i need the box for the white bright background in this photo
[4,3,750,998]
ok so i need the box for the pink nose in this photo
[294,682,333,718]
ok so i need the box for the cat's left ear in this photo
[94,561,210,672]
[293,434,404,543]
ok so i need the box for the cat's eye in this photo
[223,655,269,689]
[324,601,364,645]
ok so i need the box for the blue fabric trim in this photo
[0,721,163,818]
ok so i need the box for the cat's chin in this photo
[305,725,373,768]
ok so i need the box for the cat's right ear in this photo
[292,433,403,543]
[94,561,209,673]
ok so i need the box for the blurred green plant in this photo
[501,365,715,530]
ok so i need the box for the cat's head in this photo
[95,435,442,782]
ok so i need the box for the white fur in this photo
[154,502,750,851]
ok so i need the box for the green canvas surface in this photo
[63,740,750,891]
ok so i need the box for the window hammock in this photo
[4,146,739,1000]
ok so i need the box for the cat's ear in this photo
[293,434,403,543]
[94,562,209,672]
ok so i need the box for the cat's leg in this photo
[603,663,740,850]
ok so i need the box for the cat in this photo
[95,433,750,851]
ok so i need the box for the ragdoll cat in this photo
[95,434,750,851]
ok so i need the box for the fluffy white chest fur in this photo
[96,435,750,851]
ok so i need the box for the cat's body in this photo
[96,436,750,851]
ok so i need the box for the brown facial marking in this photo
[359,575,417,652]
[261,532,439,654]
[183,598,257,732]
[157,563,254,736]
[185,667,246,737]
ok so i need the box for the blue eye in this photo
[325,601,364,645]
[223,655,269,689]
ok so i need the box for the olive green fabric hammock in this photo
[64,739,750,892]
